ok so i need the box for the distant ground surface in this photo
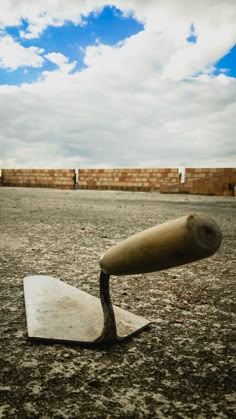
[0,188,235,418]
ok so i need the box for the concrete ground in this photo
[0,188,235,418]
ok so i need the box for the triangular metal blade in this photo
[23,275,151,344]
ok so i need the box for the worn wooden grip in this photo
[99,214,222,276]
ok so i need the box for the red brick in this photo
[223,190,233,196]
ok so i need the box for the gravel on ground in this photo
[0,188,235,418]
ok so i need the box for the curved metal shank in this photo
[96,271,118,343]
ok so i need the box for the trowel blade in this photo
[23,275,151,344]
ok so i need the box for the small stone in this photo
[63,353,70,358]
[174,319,184,323]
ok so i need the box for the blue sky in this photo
[186,23,236,78]
[0,1,235,169]
[0,6,144,85]
[1,9,235,86]
[215,45,236,77]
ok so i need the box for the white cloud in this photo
[0,0,107,39]
[45,52,76,73]
[0,0,236,168]
[163,22,236,80]
[0,0,81,39]
[0,34,44,70]
[45,52,69,66]
[1,65,235,168]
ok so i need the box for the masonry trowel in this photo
[23,213,222,345]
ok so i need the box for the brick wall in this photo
[78,168,179,191]
[2,169,75,190]
[1,167,235,195]
[185,168,235,182]
[161,168,236,196]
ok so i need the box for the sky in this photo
[0,0,236,169]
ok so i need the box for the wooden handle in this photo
[99,214,222,276]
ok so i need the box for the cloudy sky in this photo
[0,0,236,169]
